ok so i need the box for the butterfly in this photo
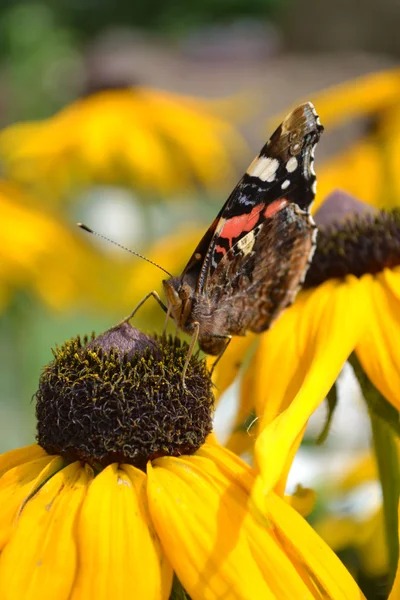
[79,102,323,377]
[161,102,323,367]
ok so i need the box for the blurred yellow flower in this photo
[0,87,246,199]
[0,181,117,312]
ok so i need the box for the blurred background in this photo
[1,1,400,597]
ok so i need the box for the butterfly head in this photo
[162,277,194,330]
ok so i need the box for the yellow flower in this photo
[0,87,245,199]
[0,322,364,599]
[0,180,116,311]
[207,194,400,513]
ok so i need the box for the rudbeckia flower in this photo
[0,321,364,599]
[0,87,245,199]
[204,191,400,505]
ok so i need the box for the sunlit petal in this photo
[253,277,367,499]
[211,334,256,402]
[148,455,276,600]
[71,464,172,600]
[0,455,64,549]
[0,462,91,600]
[0,444,48,478]
[259,492,367,600]
[356,270,400,410]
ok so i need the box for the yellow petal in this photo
[0,444,48,478]
[148,455,276,599]
[71,463,172,600]
[0,455,64,549]
[356,270,400,410]
[286,485,316,517]
[383,266,400,301]
[210,333,256,401]
[259,492,366,600]
[0,462,92,600]
[253,277,367,499]
[224,341,261,455]
[196,442,255,493]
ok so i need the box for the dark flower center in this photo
[35,323,214,470]
[304,208,400,288]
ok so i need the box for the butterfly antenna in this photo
[77,223,173,277]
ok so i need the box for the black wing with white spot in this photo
[181,102,324,295]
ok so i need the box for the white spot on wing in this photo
[311,180,317,195]
[286,156,298,173]
[237,230,256,255]
[247,156,279,182]
[281,179,290,190]
[309,145,316,175]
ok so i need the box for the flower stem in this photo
[350,353,400,588]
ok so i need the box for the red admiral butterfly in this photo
[79,102,323,377]
[161,102,323,367]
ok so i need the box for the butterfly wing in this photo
[180,102,322,295]
[202,201,316,336]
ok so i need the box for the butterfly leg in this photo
[181,321,200,389]
[210,335,232,377]
[123,291,168,324]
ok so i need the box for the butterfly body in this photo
[163,102,324,355]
